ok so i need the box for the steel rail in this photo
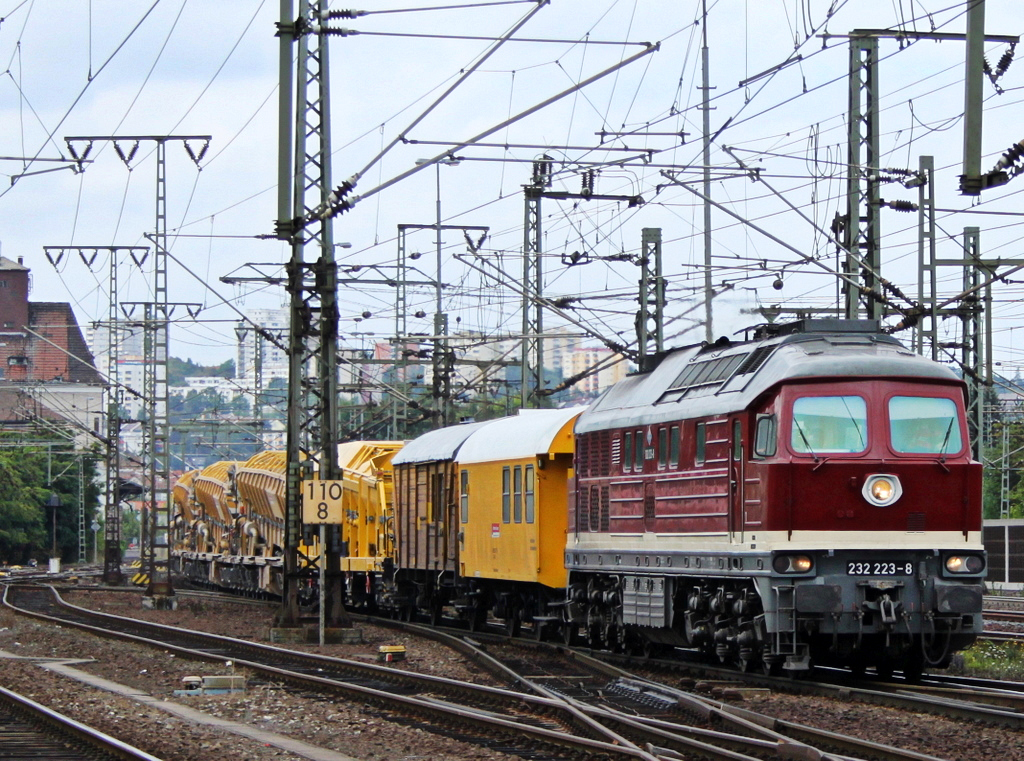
[356,614,951,761]
[0,684,163,761]
[0,585,668,760]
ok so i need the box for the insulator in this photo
[983,56,992,76]
[996,47,1015,77]
[995,140,1024,170]
[325,9,366,19]
[886,199,917,213]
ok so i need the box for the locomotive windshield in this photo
[889,396,963,454]
[791,395,867,454]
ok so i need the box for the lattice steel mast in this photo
[276,0,344,625]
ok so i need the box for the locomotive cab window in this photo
[754,414,777,458]
[658,427,668,469]
[732,420,743,460]
[695,422,706,464]
[634,429,644,471]
[889,396,963,454]
[791,396,867,454]
[623,432,633,472]
[669,425,680,468]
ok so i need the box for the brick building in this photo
[0,256,104,447]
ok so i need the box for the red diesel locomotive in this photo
[567,318,984,676]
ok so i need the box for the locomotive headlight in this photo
[945,555,985,574]
[772,554,814,574]
[862,474,902,507]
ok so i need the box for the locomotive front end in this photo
[761,374,986,675]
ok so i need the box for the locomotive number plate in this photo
[846,561,913,576]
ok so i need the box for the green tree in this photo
[168,356,236,385]
[0,445,99,565]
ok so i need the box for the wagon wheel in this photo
[532,619,546,642]
[429,602,443,627]
[467,603,487,632]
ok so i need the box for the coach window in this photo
[669,425,680,468]
[754,415,777,457]
[889,396,962,454]
[623,432,633,472]
[460,470,469,523]
[513,466,523,523]
[502,467,511,523]
[431,473,445,523]
[791,396,867,454]
[525,465,535,523]
[695,422,706,464]
[658,428,668,469]
[634,429,644,471]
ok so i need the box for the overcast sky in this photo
[3,1,1024,378]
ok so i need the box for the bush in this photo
[958,640,1024,680]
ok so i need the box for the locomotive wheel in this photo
[762,658,783,677]
[901,650,925,683]
[737,653,758,673]
[561,618,578,646]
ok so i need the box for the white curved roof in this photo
[390,419,493,465]
[456,407,586,464]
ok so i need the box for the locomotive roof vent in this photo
[753,318,881,340]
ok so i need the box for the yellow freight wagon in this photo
[457,408,584,592]
[336,441,403,576]
[192,461,242,556]
[171,469,199,550]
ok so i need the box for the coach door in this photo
[729,418,744,544]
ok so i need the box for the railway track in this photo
[3,582,995,761]
[0,682,162,761]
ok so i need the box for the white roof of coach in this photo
[456,407,586,465]
[390,419,493,465]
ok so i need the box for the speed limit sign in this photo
[301,479,345,524]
